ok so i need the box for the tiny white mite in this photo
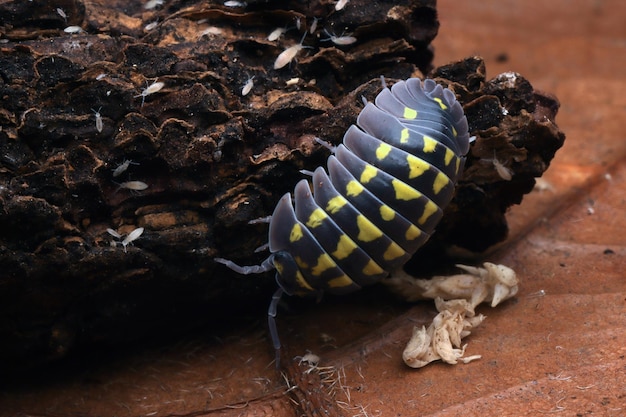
[492,152,513,181]
[224,0,246,7]
[96,73,107,80]
[56,7,67,22]
[144,0,164,10]
[112,159,140,177]
[323,29,356,45]
[199,26,223,37]
[335,0,350,11]
[144,21,159,31]
[136,81,164,107]
[309,17,319,34]
[117,180,149,191]
[267,27,286,42]
[241,76,255,96]
[121,227,144,252]
[91,106,103,133]
[274,32,309,70]
[106,228,123,239]
[64,26,84,34]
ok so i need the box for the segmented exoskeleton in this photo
[216,77,470,364]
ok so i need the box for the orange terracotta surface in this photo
[2,1,626,416]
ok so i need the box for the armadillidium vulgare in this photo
[216,78,470,365]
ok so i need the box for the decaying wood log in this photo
[0,0,564,372]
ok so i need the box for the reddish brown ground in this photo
[3,1,626,416]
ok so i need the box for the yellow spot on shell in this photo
[295,271,314,291]
[332,234,357,260]
[452,126,457,137]
[295,256,308,269]
[376,143,392,160]
[311,253,336,276]
[433,97,448,110]
[306,208,327,228]
[379,205,395,221]
[403,107,417,119]
[444,148,455,166]
[455,157,461,174]
[328,275,354,289]
[346,180,364,197]
[391,179,421,201]
[383,241,405,261]
[362,259,384,276]
[400,128,410,144]
[422,136,437,153]
[433,172,450,194]
[407,155,429,179]
[418,201,438,225]
[405,225,422,241]
[356,215,383,242]
[326,196,347,214]
[290,223,303,242]
[360,165,378,184]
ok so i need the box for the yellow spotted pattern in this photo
[356,215,383,242]
[326,195,347,214]
[433,172,449,194]
[433,97,448,110]
[383,241,405,261]
[376,143,392,160]
[328,275,355,289]
[360,165,378,184]
[391,179,421,201]
[405,224,422,241]
[379,205,395,221]
[403,107,417,119]
[444,148,455,166]
[332,234,358,260]
[290,223,303,242]
[346,180,364,197]
[295,256,308,269]
[418,200,438,226]
[400,128,410,144]
[422,136,437,153]
[295,270,314,291]
[311,253,336,276]
[362,259,384,276]
[406,154,430,179]
[264,79,469,301]
[306,208,327,229]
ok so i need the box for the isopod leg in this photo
[268,287,285,368]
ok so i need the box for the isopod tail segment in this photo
[215,77,471,369]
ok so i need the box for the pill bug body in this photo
[216,78,470,362]
[269,78,469,297]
